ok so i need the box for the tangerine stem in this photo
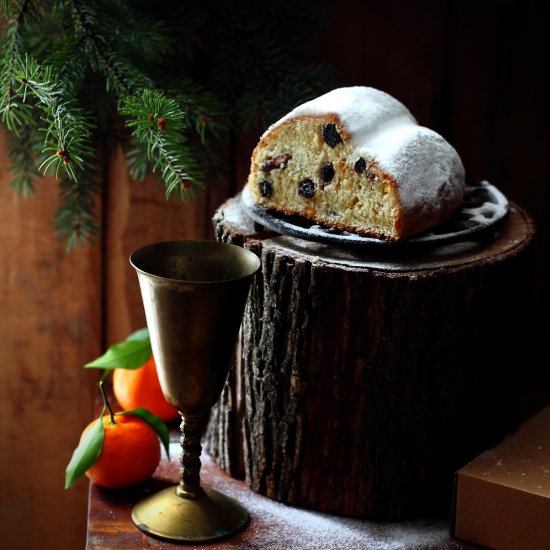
[99,379,116,425]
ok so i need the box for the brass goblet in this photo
[129,240,260,542]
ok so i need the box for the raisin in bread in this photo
[247,86,465,240]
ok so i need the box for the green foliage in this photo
[65,409,105,489]
[0,0,340,249]
[85,329,151,371]
[126,327,149,342]
[7,125,41,196]
[65,377,170,488]
[121,90,202,199]
[54,169,100,249]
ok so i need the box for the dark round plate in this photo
[240,180,509,248]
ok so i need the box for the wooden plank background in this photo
[0,132,101,548]
[0,1,547,548]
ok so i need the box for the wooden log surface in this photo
[206,194,535,519]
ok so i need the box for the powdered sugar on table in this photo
[186,447,470,550]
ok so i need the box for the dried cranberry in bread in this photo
[247,86,465,240]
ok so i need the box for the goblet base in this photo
[131,485,249,542]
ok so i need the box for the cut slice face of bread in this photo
[247,87,465,240]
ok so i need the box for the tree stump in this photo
[206,194,535,519]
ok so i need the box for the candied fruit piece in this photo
[261,153,292,172]
[322,123,343,148]
[320,163,335,182]
[354,157,366,174]
[298,179,315,198]
[259,179,273,197]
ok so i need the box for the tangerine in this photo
[113,354,179,421]
[81,413,161,488]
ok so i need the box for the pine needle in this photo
[0,0,339,249]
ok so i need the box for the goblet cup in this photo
[129,240,260,542]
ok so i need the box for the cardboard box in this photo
[453,405,550,549]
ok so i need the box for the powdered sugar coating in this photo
[369,125,465,213]
[271,86,418,142]
[267,86,465,220]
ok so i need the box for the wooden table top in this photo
[86,438,478,550]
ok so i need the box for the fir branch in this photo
[69,0,132,95]
[1,0,339,250]
[170,77,229,142]
[54,168,100,250]
[155,138,202,199]
[7,121,41,196]
[46,34,88,97]
[1,0,29,21]
[125,137,153,182]
[12,54,94,180]
[121,89,202,198]
[0,0,30,130]
[69,0,152,97]
[19,2,63,60]
[92,0,173,64]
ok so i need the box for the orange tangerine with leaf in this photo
[65,381,170,490]
[80,413,161,488]
[113,354,179,422]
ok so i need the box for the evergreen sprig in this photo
[122,89,202,199]
[54,169,100,249]
[0,1,30,130]
[69,0,153,97]
[11,54,94,180]
[0,0,340,249]
[7,123,41,196]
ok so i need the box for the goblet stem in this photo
[177,415,205,499]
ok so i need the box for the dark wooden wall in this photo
[0,1,547,548]
[316,0,548,415]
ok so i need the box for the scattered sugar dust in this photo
[199,453,465,550]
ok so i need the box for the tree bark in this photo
[206,195,535,519]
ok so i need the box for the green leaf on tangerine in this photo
[121,408,170,458]
[65,414,105,489]
[85,339,151,370]
[126,327,149,342]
